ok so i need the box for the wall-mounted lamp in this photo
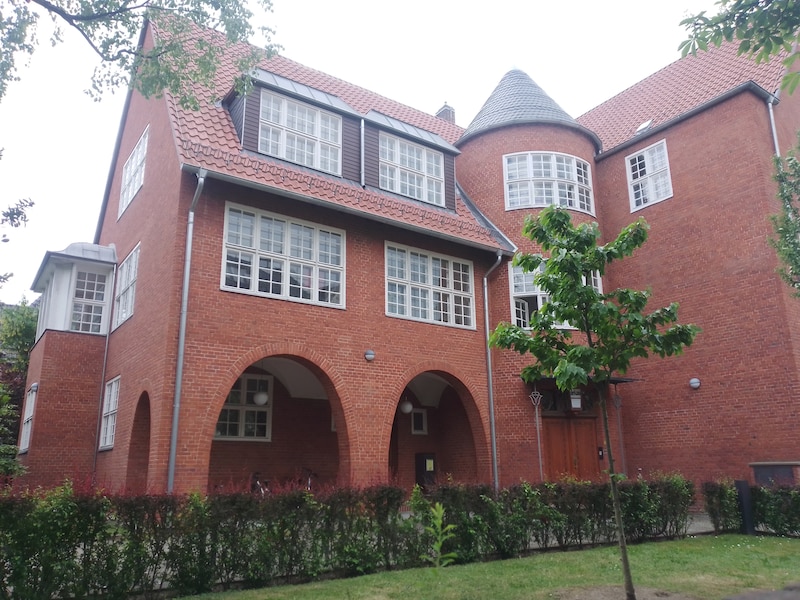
[689,378,701,390]
[399,398,413,414]
[569,390,582,411]
[253,391,269,406]
[30,382,39,392]
[364,349,375,362]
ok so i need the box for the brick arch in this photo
[200,342,352,486]
[126,391,151,493]
[386,359,491,484]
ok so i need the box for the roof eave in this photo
[456,118,603,152]
[180,163,509,255]
[594,81,778,160]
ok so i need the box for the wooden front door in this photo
[543,417,600,481]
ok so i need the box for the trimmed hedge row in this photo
[0,475,694,599]
[703,479,800,535]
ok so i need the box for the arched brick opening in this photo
[126,392,151,493]
[204,347,350,492]
[389,368,488,489]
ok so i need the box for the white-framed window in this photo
[385,243,474,328]
[504,152,593,213]
[113,244,140,328]
[71,270,108,334]
[510,264,602,329]
[215,375,273,441]
[258,90,341,175]
[119,126,149,216]
[99,377,120,450]
[222,204,345,308]
[511,263,549,329]
[379,133,445,206]
[626,139,673,211]
[19,385,37,453]
[411,409,428,435]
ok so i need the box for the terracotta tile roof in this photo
[158,24,508,251]
[577,42,787,152]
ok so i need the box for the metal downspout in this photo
[482,250,503,491]
[167,169,207,493]
[92,264,117,481]
[768,94,781,156]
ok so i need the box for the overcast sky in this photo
[0,0,718,305]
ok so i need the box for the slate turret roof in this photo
[458,70,601,150]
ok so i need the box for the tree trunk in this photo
[599,387,636,600]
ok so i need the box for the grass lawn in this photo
[195,535,800,600]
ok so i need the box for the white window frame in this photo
[222,203,346,308]
[503,152,594,214]
[258,89,342,175]
[71,269,109,334]
[215,375,273,441]
[509,263,602,329]
[385,243,475,329]
[379,133,445,207]
[113,244,140,329]
[411,408,428,435]
[119,126,149,217]
[19,385,37,453]
[99,377,120,450]
[626,139,673,212]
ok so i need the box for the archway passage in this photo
[126,392,151,493]
[389,371,480,490]
[207,356,341,493]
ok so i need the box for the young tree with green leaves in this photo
[772,148,800,296]
[490,207,699,600]
[680,0,800,92]
[1,0,279,108]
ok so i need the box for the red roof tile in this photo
[577,42,787,152]
[157,24,503,251]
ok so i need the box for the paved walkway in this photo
[686,512,714,535]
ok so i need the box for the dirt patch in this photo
[548,586,699,600]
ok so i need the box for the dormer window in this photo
[258,90,342,175]
[379,133,444,206]
[504,152,593,214]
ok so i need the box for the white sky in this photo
[0,0,718,305]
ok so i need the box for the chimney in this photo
[436,102,455,123]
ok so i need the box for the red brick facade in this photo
[16,31,800,494]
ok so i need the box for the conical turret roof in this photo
[458,70,601,150]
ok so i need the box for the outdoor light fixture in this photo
[364,349,375,362]
[253,391,269,406]
[689,378,701,390]
[30,382,38,392]
[399,398,413,414]
[569,390,582,411]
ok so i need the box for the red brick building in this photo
[17,24,800,493]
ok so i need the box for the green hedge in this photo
[701,479,800,536]
[0,475,695,599]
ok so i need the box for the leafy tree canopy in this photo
[680,0,800,92]
[490,208,700,393]
[772,145,800,296]
[1,0,279,109]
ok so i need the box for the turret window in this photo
[504,152,593,214]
